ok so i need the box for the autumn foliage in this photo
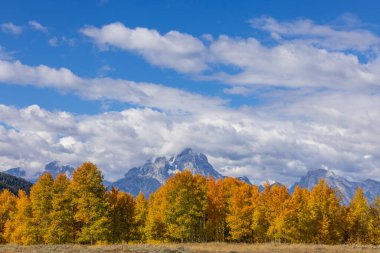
[0,162,379,245]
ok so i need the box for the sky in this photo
[1,0,380,185]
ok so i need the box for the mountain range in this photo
[112,148,225,196]
[1,148,379,204]
[4,161,74,183]
[291,168,380,204]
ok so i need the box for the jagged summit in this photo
[177,147,194,156]
[113,148,223,196]
[3,153,379,204]
[44,160,75,178]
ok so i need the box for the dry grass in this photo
[0,243,379,253]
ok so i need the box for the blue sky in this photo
[1,0,380,184]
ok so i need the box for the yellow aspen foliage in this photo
[1,162,380,245]
[164,171,208,242]
[29,172,54,244]
[145,186,168,241]
[367,196,380,245]
[346,187,369,243]
[109,187,135,243]
[251,182,270,242]
[205,178,226,242]
[0,189,17,243]
[226,183,253,242]
[308,179,343,244]
[133,192,148,242]
[266,183,289,239]
[222,177,246,240]
[278,186,312,243]
[46,173,76,244]
[70,162,110,244]
[4,190,34,245]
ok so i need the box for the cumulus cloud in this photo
[28,20,48,33]
[1,17,380,186]
[80,20,380,91]
[0,58,379,185]
[250,16,380,52]
[80,23,208,73]
[208,36,380,89]
[0,59,225,113]
[1,93,380,185]
[1,22,22,35]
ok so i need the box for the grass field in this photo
[0,243,379,253]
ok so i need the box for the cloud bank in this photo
[80,19,380,92]
[0,16,380,185]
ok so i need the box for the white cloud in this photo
[1,18,380,186]
[1,22,22,35]
[208,36,380,89]
[80,23,208,73]
[0,59,225,113]
[0,58,378,184]
[1,93,380,185]
[80,21,380,91]
[250,16,380,52]
[28,20,48,33]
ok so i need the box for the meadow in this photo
[0,243,379,253]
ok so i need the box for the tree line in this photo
[0,162,379,245]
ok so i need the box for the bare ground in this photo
[0,243,379,253]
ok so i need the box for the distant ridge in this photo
[291,168,380,204]
[4,161,75,183]
[0,172,33,195]
[3,152,379,204]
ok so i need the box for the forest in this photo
[0,162,379,245]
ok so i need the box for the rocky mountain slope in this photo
[2,151,378,204]
[113,148,224,196]
[291,169,380,204]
